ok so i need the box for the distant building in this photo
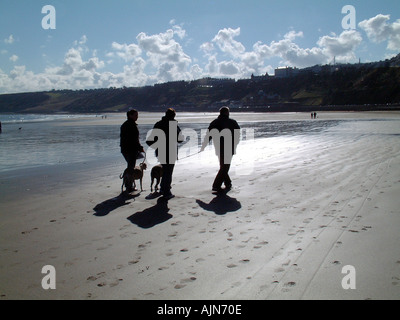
[274,66,299,78]
[250,72,270,82]
[193,77,235,87]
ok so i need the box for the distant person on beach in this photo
[120,109,144,170]
[200,107,240,192]
[0,121,2,133]
[146,108,184,199]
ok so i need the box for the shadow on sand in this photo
[196,193,241,215]
[93,192,140,217]
[127,197,172,229]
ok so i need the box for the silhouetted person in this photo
[146,108,184,199]
[200,107,240,192]
[120,109,144,170]
[0,121,2,133]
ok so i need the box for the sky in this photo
[0,0,399,94]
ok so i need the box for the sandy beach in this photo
[1,112,400,300]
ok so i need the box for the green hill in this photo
[1,54,399,113]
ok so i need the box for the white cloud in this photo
[73,35,88,46]
[172,25,186,40]
[4,35,15,44]
[135,28,193,83]
[200,42,214,53]
[218,60,240,75]
[0,28,202,93]
[212,27,245,58]
[9,55,19,62]
[284,30,304,41]
[201,27,272,78]
[359,14,400,51]
[169,20,187,39]
[202,27,363,77]
[262,30,362,66]
[318,30,363,63]
[79,35,87,45]
[0,38,109,93]
[110,42,142,62]
[267,34,326,67]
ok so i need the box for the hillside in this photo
[1,54,400,114]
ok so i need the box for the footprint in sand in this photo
[128,257,141,265]
[158,266,169,271]
[253,241,268,249]
[181,277,197,283]
[21,227,38,234]
[174,277,197,289]
[88,271,119,288]
[96,278,122,288]
[284,281,296,287]
[96,244,112,251]
[228,281,242,290]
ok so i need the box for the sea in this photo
[0,114,122,174]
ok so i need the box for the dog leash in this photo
[179,150,201,160]
[138,151,147,164]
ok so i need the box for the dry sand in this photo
[1,112,400,300]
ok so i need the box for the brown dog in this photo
[150,164,163,192]
[120,162,147,193]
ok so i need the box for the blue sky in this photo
[0,0,399,93]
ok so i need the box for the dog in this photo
[150,164,163,192]
[120,162,147,193]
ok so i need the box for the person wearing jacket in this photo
[146,108,184,199]
[201,106,240,192]
[120,109,144,170]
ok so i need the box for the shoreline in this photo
[52,110,400,126]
